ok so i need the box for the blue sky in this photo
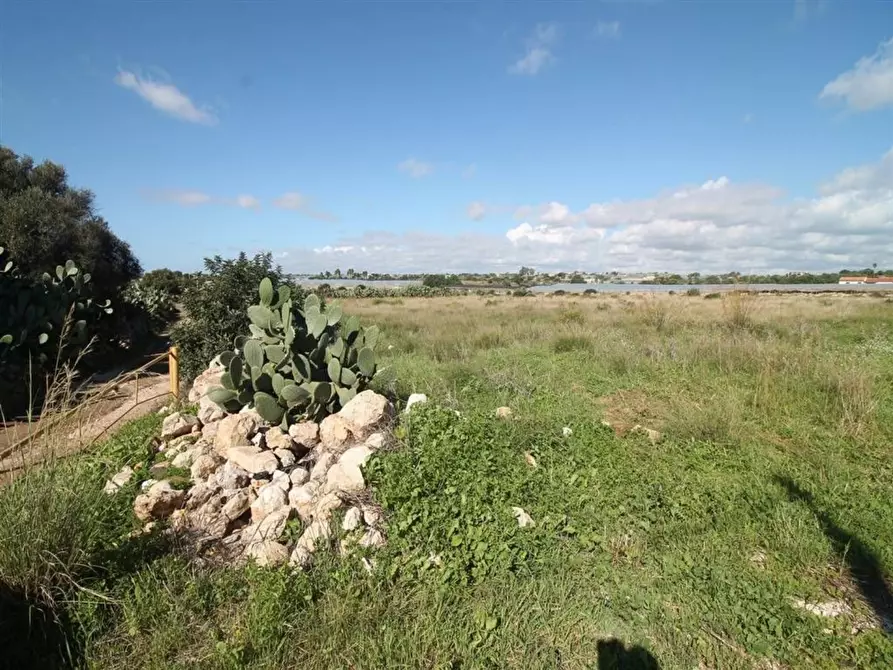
[3,0,892,274]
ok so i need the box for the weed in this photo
[686,288,701,296]
[722,290,757,329]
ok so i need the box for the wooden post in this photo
[169,346,180,400]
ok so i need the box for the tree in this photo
[0,146,141,297]
[171,252,290,379]
[334,268,342,279]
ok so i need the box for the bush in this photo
[686,288,701,296]
[122,278,178,332]
[207,277,381,424]
[139,268,192,298]
[171,252,296,380]
[0,146,141,298]
[0,247,112,413]
[422,274,458,288]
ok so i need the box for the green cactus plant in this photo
[207,276,382,425]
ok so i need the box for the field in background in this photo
[2,291,892,669]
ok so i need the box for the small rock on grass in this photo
[247,541,290,567]
[495,407,513,419]
[342,506,363,531]
[511,506,535,528]
[103,465,134,494]
[405,393,428,413]
[562,426,573,437]
[134,481,186,521]
[161,412,200,440]
[273,448,296,469]
[631,425,662,444]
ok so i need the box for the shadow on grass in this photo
[0,582,82,669]
[775,475,893,633]
[597,638,661,669]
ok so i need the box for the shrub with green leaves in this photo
[0,246,112,413]
[208,277,380,425]
[122,277,177,332]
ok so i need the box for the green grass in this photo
[2,293,893,668]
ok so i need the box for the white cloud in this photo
[235,195,261,210]
[595,21,621,39]
[273,147,893,274]
[510,23,559,76]
[272,191,339,222]
[143,190,213,206]
[114,70,217,125]
[467,201,488,221]
[398,158,435,178]
[820,37,893,111]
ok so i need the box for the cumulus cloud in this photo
[115,70,217,125]
[143,190,261,211]
[273,147,893,274]
[595,21,621,39]
[272,191,339,222]
[510,23,559,75]
[398,158,435,178]
[820,37,893,111]
[235,195,261,210]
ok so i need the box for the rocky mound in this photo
[119,364,396,569]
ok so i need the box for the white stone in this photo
[250,432,265,448]
[250,482,287,522]
[405,393,428,413]
[140,478,157,491]
[264,427,294,452]
[103,465,134,494]
[312,492,343,522]
[190,452,224,481]
[133,481,186,521]
[288,421,320,449]
[214,413,260,455]
[631,424,662,444]
[319,415,353,453]
[289,467,310,486]
[495,406,513,419]
[323,445,372,495]
[511,506,535,528]
[189,365,224,403]
[270,469,291,492]
[245,507,291,545]
[273,448,295,469]
[365,432,386,450]
[288,481,320,521]
[562,426,573,437]
[197,396,225,425]
[201,420,220,443]
[342,507,363,531]
[215,460,251,490]
[362,506,382,526]
[171,447,197,469]
[247,540,289,567]
[161,412,200,440]
[359,528,386,548]
[792,599,852,618]
[289,546,313,568]
[221,490,251,520]
[310,452,334,482]
[226,446,279,475]
[338,391,394,437]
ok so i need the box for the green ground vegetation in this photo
[2,291,892,669]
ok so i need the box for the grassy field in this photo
[2,291,893,669]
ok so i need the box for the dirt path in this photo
[0,373,172,480]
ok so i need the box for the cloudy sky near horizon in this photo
[3,1,892,274]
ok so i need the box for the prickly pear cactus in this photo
[207,277,382,425]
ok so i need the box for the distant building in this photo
[838,276,893,285]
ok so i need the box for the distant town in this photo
[300,267,893,286]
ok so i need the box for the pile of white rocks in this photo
[121,364,396,569]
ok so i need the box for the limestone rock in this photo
[215,413,260,455]
[319,415,353,453]
[148,461,170,479]
[365,432,387,451]
[191,452,224,481]
[134,481,186,521]
[310,451,334,482]
[342,506,363,531]
[631,425,662,444]
[140,478,157,491]
[359,528,385,548]
[405,393,428,413]
[362,506,382,527]
[288,421,319,449]
[264,428,293,452]
[273,448,295,469]
[103,465,134,494]
[323,445,372,495]
[338,391,394,437]
[245,507,291,545]
[189,365,224,403]
[197,396,225,425]
[186,481,220,512]
[270,469,291,492]
[247,540,290,567]
[295,518,331,555]
[171,447,197,469]
[251,482,287,522]
[312,492,343,522]
[495,407,513,419]
[201,420,220,443]
[161,412,200,440]
[289,467,310,486]
[221,490,252,521]
[288,481,320,521]
[562,426,573,437]
[226,446,279,475]
[511,506,535,528]
[215,460,251,490]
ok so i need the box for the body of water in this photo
[296,279,420,288]
[530,283,892,293]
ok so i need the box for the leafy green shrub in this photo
[208,277,381,424]
[172,252,300,380]
[0,246,112,412]
[123,278,177,332]
[138,268,192,298]
[704,292,721,300]
[422,274,458,288]
[686,287,701,296]
[583,288,598,295]
[512,289,533,298]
